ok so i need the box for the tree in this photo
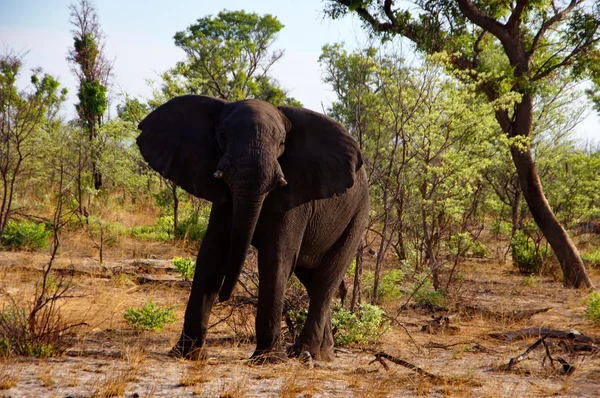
[321,44,495,301]
[153,10,300,106]
[326,0,600,288]
[0,51,67,239]
[67,0,112,191]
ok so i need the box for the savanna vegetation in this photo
[1,0,600,396]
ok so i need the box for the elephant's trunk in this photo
[218,193,265,302]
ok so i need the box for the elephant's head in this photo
[137,95,362,302]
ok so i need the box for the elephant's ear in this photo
[137,95,228,203]
[263,106,363,212]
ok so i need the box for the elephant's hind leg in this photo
[289,212,367,361]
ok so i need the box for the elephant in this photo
[136,95,369,362]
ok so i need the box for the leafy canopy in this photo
[155,9,300,106]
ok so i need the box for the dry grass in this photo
[93,369,130,398]
[0,215,599,397]
[0,368,18,390]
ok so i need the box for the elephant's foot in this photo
[169,339,207,361]
[249,349,288,364]
[287,343,334,361]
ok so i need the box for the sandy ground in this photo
[1,236,599,397]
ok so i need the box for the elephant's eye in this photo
[279,141,284,148]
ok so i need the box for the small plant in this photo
[123,300,176,332]
[0,299,65,357]
[172,257,195,281]
[521,274,538,287]
[331,303,389,346]
[0,220,50,250]
[584,292,600,325]
[510,231,553,274]
[582,249,600,268]
[378,269,404,301]
[175,212,209,243]
[490,219,512,238]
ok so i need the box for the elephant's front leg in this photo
[172,203,231,359]
[251,247,294,363]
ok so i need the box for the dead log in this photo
[489,328,600,344]
[460,305,551,322]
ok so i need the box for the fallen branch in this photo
[504,335,547,371]
[489,328,600,344]
[370,352,482,387]
[424,340,495,353]
[460,305,551,322]
[542,339,575,375]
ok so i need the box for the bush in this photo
[129,215,173,241]
[0,299,65,357]
[175,212,208,242]
[585,292,600,325]
[332,303,389,346]
[510,232,553,273]
[287,303,389,347]
[582,249,600,268]
[123,300,176,332]
[172,257,195,281]
[362,269,404,302]
[1,220,50,250]
[490,219,512,238]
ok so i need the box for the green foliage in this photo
[520,275,538,288]
[175,211,209,242]
[129,215,174,241]
[0,301,63,358]
[584,292,600,325]
[582,249,600,268]
[510,231,553,274]
[153,9,299,106]
[76,79,107,118]
[490,219,512,238]
[123,300,176,332]
[171,257,195,281]
[0,220,50,250]
[331,303,389,346]
[287,302,389,346]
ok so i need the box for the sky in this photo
[1,0,598,143]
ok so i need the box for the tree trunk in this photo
[509,96,592,288]
[350,242,364,313]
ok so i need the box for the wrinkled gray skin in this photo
[137,95,369,362]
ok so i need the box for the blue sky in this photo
[1,0,598,142]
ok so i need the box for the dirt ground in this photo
[1,232,599,397]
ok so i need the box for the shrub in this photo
[379,269,404,301]
[585,292,600,325]
[362,269,404,302]
[287,303,389,347]
[175,212,208,242]
[332,303,389,346]
[582,249,600,268]
[490,219,512,238]
[172,257,195,281]
[1,220,50,250]
[410,277,446,307]
[123,300,176,332]
[0,299,65,357]
[129,215,173,241]
[510,232,553,273]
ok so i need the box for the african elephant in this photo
[137,95,369,362]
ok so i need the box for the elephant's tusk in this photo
[278,177,288,186]
[213,170,224,179]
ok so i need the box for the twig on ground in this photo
[504,335,547,371]
[370,352,482,386]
